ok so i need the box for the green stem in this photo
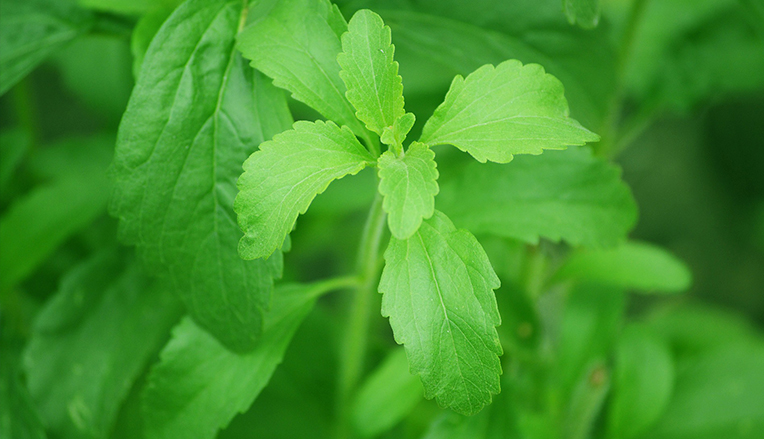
[306,275,362,301]
[336,191,387,438]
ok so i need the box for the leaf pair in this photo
[234,3,601,416]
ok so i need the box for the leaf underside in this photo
[379,210,503,415]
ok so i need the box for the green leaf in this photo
[0,0,92,96]
[142,283,328,439]
[110,0,292,352]
[352,348,423,437]
[0,352,46,439]
[608,325,675,439]
[420,60,599,163]
[0,129,30,195]
[438,147,637,248]
[237,0,368,141]
[235,120,374,260]
[380,112,416,147]
[338,9,405,136]
[379,210,502,415]
[78,0,181,15]
[0,142,111,291]
[23,250,181,439]
[638,343,764,439]
[130,7,174,79]
[377,142,439,239]
[563,0,600,29]
[556,241,692,293]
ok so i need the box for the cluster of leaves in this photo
[2,0,764,439]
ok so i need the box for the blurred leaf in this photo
[607,325,675,439]
[110,0,292,352]
[352,348,423,437]
[0,129,30,196]
[563,0,600,29]
[142,283,330,439]
[420,388,518,439]
[0,350,46,439]
[438,147,637,248]
[23,250,181,439]
[0,0,92,96]
[625,0,764,112]
[564,361,611,439]
[78,0,181,15]
[0,138,111,291]
[638,344,764,439]
[556,241,692,293]
[54,35,134,122]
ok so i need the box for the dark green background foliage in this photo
[1,0,764,438]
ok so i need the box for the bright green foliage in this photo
[556,241,692,293]
[352,349,423,437]
[110,0,291,352]
[379,210,503,415]
[0,0,92,96]
[563,0,600,29]
[0,136,112,291]
[377,142,439,239]
[237,0,368,141]
[380,112,416,147]
[608,326,675,439]
[420,60,599,163]
[438,147,637,247]
[130,6,174,78]
[142,283,328,439]
[235,120,375,260]
[23,250,180,439]
[338,9,405,136]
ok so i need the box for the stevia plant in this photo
[5,0,764,439]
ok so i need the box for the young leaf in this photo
[23,250,181,439]
[377,142,439,239]
[0,0,92,96]
[563,0,601,29]
[608,325,675,439]
[379,210,502,415]
[143,283,329,439]
[110,0,292,352]
[438,147,637,248]
[352,349,423,438]
[419,60,599,163]
[338,9,405,136]
[237,0,368,141]
[556,241,693,293]
[235,120,375,260]
[380,112,416,147]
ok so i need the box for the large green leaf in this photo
[143,283,331,439]
[237,0,368,141]
[235,120,374,260]
[0,0,92,96]
[608,325,675,439]
[110,0,292,352]
[338,9,405,136]
[379,210,502,415]
[556,241,692,293]
[377,141,439,239]
[438,147,637,248]
[23,250,181,439]
[420,60,599,164]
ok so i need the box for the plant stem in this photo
[336,191,387,438]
